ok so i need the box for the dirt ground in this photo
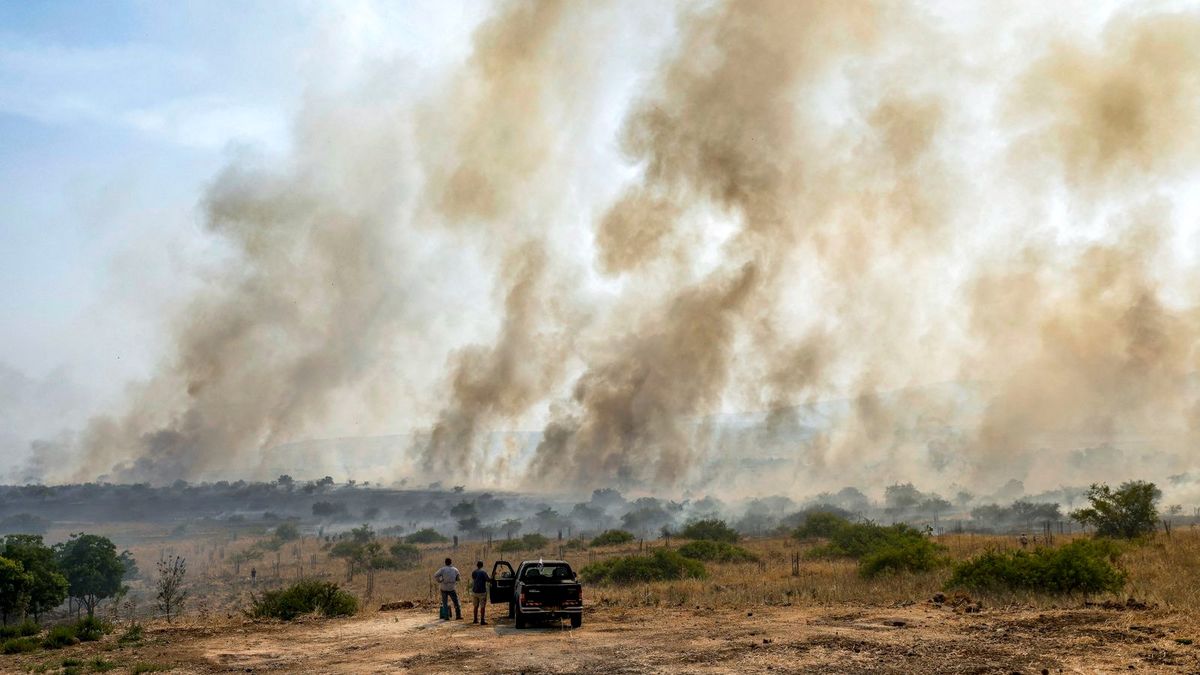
[8,601,1200,674]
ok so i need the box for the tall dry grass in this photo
[112,525,1200,620]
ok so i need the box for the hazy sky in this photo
[0,0,485,447]
[4,1,1200,494]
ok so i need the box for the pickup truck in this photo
[489,559,583,628]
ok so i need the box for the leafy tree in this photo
[680,519,739,543]
[500,519,523,540]
[388,542,421,569]
[55,534,126,617]
[118,550,139,581]
[1070,481,1161,539]
[0,556,33,625]
[155,556,188,623]
[792,512,852,540]
[2,534,67,621]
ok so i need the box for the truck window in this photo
[521,563,575,582]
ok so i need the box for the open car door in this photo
[490,560,515,604]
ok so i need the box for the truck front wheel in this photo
[570,613,582,628]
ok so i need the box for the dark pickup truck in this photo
[489,559,583,628]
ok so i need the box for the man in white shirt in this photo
[434,557,463,620]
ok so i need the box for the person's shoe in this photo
[472,619,478,624]
[480,621,489,625]
[456,616,463,620]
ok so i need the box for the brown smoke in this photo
[63,1,1200,499]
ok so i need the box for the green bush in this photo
[403,528,448,544]
[859,539,946,578]
[72,616,108,642]
[802,516,946,577]
[41,625,78,649]
[0,620,40,638]
[497,533,550,553]
[90,657,117,672]
[248,580,358,620]
[677,540,759,563]
[590,530,635,547]
[580,550,706,585]
[946,539,1125,596]
[679,519,739,543]
[1,636,38,654]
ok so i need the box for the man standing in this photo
[470,561,490,625]
[434,557,462,620]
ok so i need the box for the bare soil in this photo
[10,602,1198,674]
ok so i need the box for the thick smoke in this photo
[54,1,1200,500]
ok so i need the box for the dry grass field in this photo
[3,526,1200,673]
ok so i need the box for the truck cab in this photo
[489,559,583,629]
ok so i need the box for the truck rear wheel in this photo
[514,608,526,629]
[570,614,582,628]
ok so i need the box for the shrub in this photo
[388,542,421,568]
[0,619,40,638]
[947,539,1125,595]
[497,533,550,553]
[859,539,946,578]
[590,530,635,547]
[679,519,739,543]
[1070,481,1160,539]
[803,517,946,577]
[41,625,78,649]
[1,637,38,654]
[248,580,358,620]
[90,657,117,672]
[73,616,108,642]
[677,540,759,563]
[792,512,851,540]
[403,528,448,544]
[580,550,706,585]
[130,664,169,674]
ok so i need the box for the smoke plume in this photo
[50,1,1200,500]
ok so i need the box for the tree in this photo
[501,519,523,540]
[1070,481,1161,539]
[119,549,139,581]
[55,533,126,617]
[155,555,188,623]
[2,534,68,621]
[0,556,33,625]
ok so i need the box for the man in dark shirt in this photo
[470,560,490,625]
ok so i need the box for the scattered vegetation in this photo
[247,579,358,620]
[73,616,108,642]
[1070,481,1161,539]
[580,550,706,585]
[155,556,188,622]
[676,540,759,563]
[590,529,635,547]
[947,539,1126,596]
[679,519,739,543]
[117,624,143,645]
[0,619,39,639]
[130,663,169,674]
[89,657,117,672]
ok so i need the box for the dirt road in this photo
[174,602,1199,673]
[5,602,1198,673]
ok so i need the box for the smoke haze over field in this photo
[9,1,1200,500]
